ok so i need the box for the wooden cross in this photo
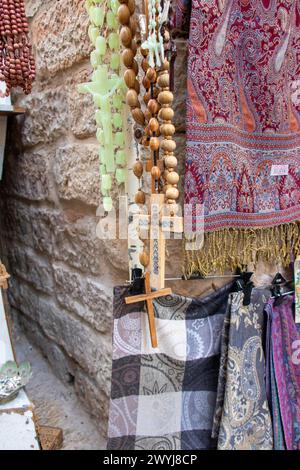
[0,263,10,290]
[125,271,171,348]
[135,193,183,290]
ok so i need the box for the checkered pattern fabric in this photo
[107,283,233,450]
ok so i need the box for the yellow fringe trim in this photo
[183,221,300,278]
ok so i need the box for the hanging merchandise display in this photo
[107,282,234,450]
[0,0,36,95]
[174,0,300,276]
[118,0,181,282]
[265,295,300,450]
[78,0,127,212]
[212,289,273,450]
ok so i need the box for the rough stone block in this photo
[53,264,113,333]
[18,86,68,147]
[7,247,54,295]
[2,148,54,201]
[68,67,97,139]
[53,144,101,206]
[32,0,91,78]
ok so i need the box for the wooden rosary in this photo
[0,0,35,96]
[118,0,180,270]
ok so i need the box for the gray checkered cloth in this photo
[107,282,233,450]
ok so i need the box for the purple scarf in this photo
[266,296,300,450]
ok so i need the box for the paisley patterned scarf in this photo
[107,282,234,450]
[265,295,300,450]
[175,0,300,276]
[212,289,273,450]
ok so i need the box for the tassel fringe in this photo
[183,221,300,277]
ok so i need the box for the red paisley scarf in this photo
[175,0,300,275]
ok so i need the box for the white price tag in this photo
[271,164,289,176]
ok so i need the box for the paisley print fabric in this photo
[213,289,273,450]
[265,296,300,450]
[107,283,234,450]
[175,0,300,274]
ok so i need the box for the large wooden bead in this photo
[149,117,159,133]
[129,16,138,36]
[131,40,137,56]
[148,99,159,115]
[132,107,145,126]
[120,26,132,47]
[140,47,148,57]
[159,107,174,121]
[117,4,130,24]
[151,166,161,180]
[150,136,160,151]
[139,251,149,267]
[158,90,174,105]
[141,58,149,72]
[133,161,143,178]
[142,75,150,90]
[166,187,179,200]
[166,171,179,185]
[144,109,152,122]
[134,79,140,94]
[161,123,175,136]
[126,89,139,108]
[162,59,170,71]
[135,190,145,204]
[132,59,138,76]
[124,68,136,88]
[127,0,135,14]
[122,48,134,67]
[157,72,170,88]
[146,67,156,83]
[161,139,176,152]
[165,155,178,168]
[143,91,150,105]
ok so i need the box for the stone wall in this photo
[0,0,132,436]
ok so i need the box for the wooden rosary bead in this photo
[159,107,174,121]
[157,73,170,88]
[151,166,161,180]
[161,139,176,152]
[133,161,143,178]
[117,4,131,24]
[135,190,146,204]
[152,87,159,99]
[141,58,150,72]
[122,48,134,68]
[129,16,138,36]
[146,67,157,83]
[132,107,145,126]
[150,136,160,151]
[140,47,148,57]
[143,91,150,105]
[158,90,174,105]
[142,75,151,90]
[139,251,149,267]
[162,59,170,71]
[165,155,178,168]
[124,68,136,88]
[120,26,132,47]
[131,40,138,56]
[161,123,175,136]
[166,171,179,185]
[147,99,159,115]
[166,187,179,200]
[134,79,140,94]
[132,59,138,76]
[126,88,139,108]
[144,109,152,122]
[127,0,135,15]
[149,117,159,133]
